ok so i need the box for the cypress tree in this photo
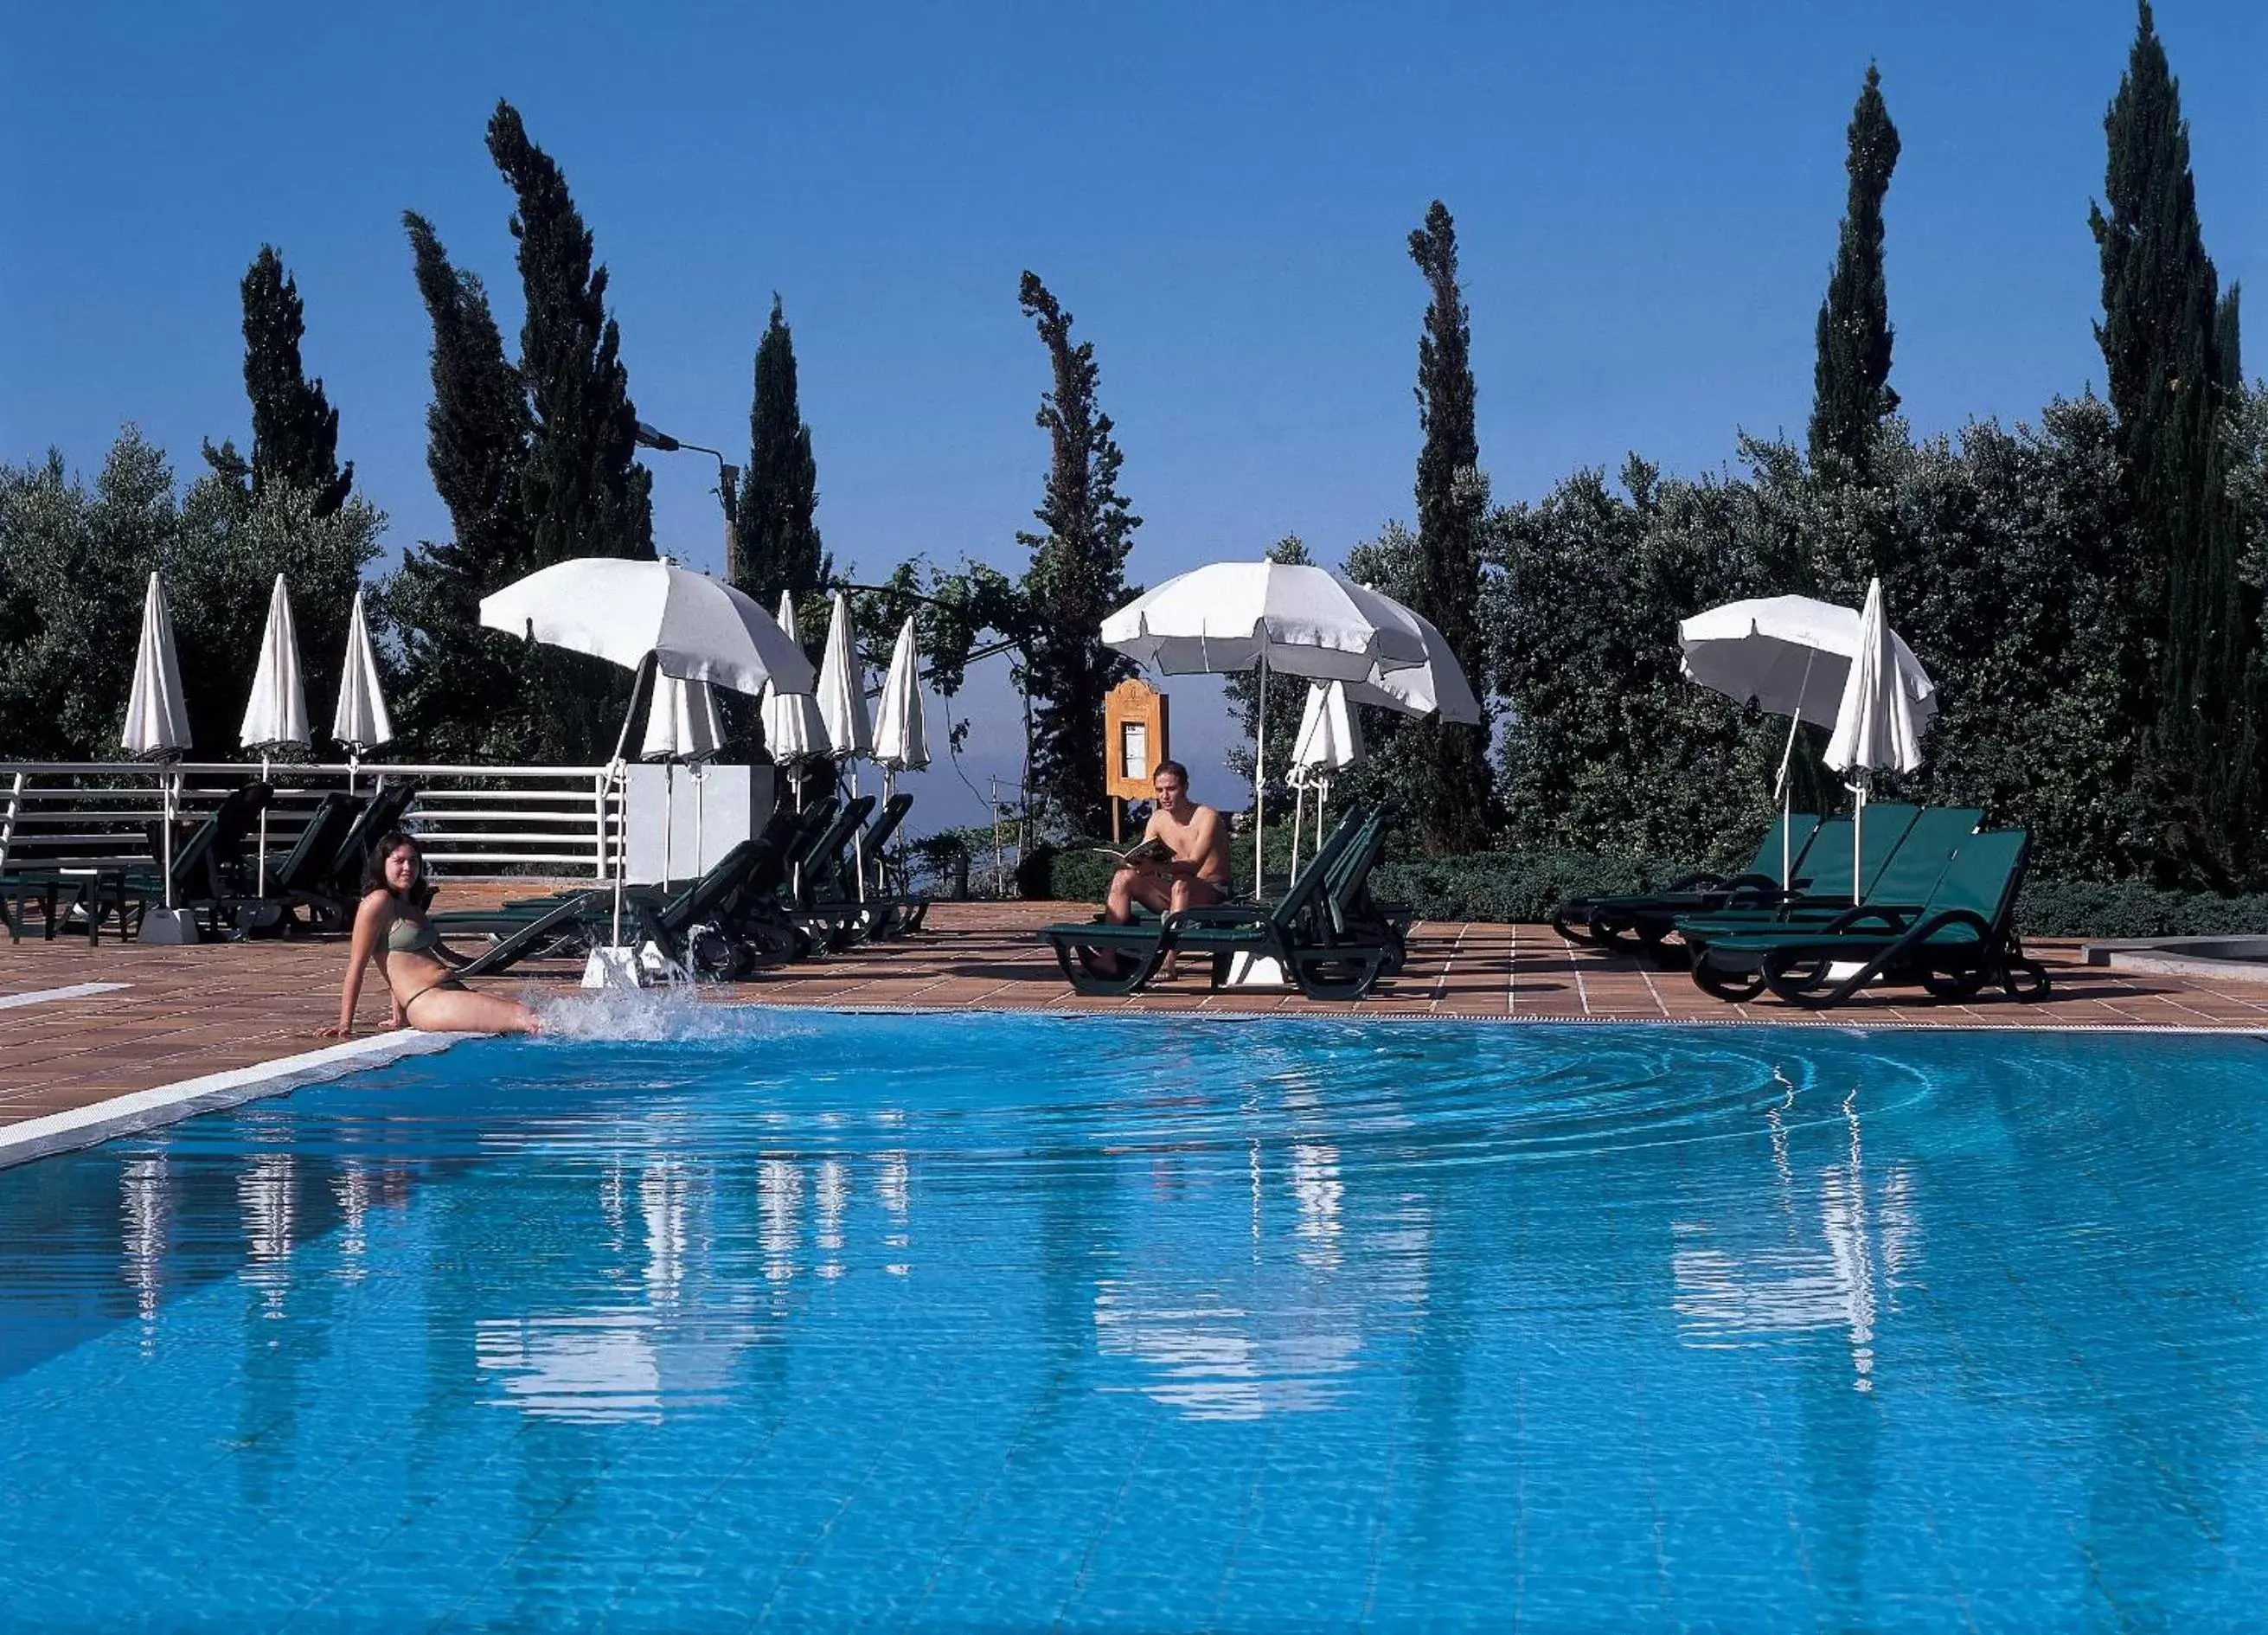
[2091,1,2247,871]
[1808,65,1901,480]
[1016,271,1140,836]
[734,296,830,601]
[381,212,540,760]
[1406,201,1496,856]
[234,247,354,514]
[485,100,653,567]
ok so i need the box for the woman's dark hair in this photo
[361,831,425,897]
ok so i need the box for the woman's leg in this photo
[404,985,541,1036]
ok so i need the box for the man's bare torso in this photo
[1147,801,1230,887]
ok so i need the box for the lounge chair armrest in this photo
[1820,905,1911,933]
[1168,903,1270,927]
[1663,870,1729,893]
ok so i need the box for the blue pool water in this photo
[2,1011,2265,1628]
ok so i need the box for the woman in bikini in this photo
[317,832,540,1038]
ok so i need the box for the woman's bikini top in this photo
[385,912,439,956]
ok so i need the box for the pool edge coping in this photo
[0,1030,473,1172]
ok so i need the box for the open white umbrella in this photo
[641,676,726,888]
[123,573,194,930]
[1679,592,1936,888]
[1823,578,1927,904]
[330,588,394,787]
[1343,600,1484,725]
[239,574,310,896]
[759,590,830,808]
[479,557,815,977]
[1103,561,1428,897]
[1287,680,1365,878]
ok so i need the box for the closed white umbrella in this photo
[1287,680,1364,878]
[1679,592,1937,888]
[239,574,310,896]
[759,590,830,807]
[641,676,726,888]
[239,574,310,752]
[330,587,394,787]
[815,590,875,900]
[872,616,930,780]
[123,573,194,926]
[868,615,932,906]
[1823,578,1927,904]
[479,556,815,976]
[813,589,873,762]
[1103,561,1427,897]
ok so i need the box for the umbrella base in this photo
[581,946,651,990]
[136,907,199,946]
[1222,951,1291,989]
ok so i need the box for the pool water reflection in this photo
[1,1014,2263,1627]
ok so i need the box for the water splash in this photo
[525,982,813,1044]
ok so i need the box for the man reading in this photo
[1106,761,1231,969]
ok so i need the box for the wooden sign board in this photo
[1104,678,1170,802]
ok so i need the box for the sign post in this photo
[1103,678,1170,843]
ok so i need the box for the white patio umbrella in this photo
[239,574,310,895]
[1287,680,1365,878]
[122,573,194,922]
[1823,578,1927,904]
[872,616,931,788]
[1678,592,1936,888]
[815,590,875,898]
[1102,561,1427,897]
[868,616,932,904]
[641,676,726,888]
[1342,600,1485,726]
[330,587,394,787]
[758,590,830,809]
[480,557,814,974]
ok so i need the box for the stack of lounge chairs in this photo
[1553,805,2052,1010]
[1036,800,1408,1002]
[428,787,934,982]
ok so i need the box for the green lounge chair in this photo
[783,794,878,952]
[1674,806,1983,991]
[1039,805,1394,1001]
[817,792,932,942]
[1691,828,2049,1010]
[1552,811,1823,956]
[112,782,276,939]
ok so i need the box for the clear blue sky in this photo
[3,0,2260,826]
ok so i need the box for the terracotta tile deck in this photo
[5,892,2268,1132]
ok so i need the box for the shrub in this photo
[2013,881,2268,940]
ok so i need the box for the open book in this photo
[1089,837,1176,867]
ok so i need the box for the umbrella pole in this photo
[1853,776,1868,906]
[1253,654,1268,900]
[852,766,866,903]
[606,654,656,950]
[257,753,271,897]
[1289,782,1304,882]
[161,766,176,912]
[662,760,675,888]
[1776,706,1804,891]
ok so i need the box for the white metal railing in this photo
[0,761,618,882]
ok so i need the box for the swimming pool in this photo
[2,1011,2262,1626]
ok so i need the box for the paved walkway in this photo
[4,896,2267,1133]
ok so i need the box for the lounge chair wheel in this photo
[687,924,738,981]
[1693,960,1766,1003]
[1763,952,1836,1008]
[1920,967,1988,1001]
[2001,958,2053,1001]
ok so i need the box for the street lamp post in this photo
[635,421,740,583]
